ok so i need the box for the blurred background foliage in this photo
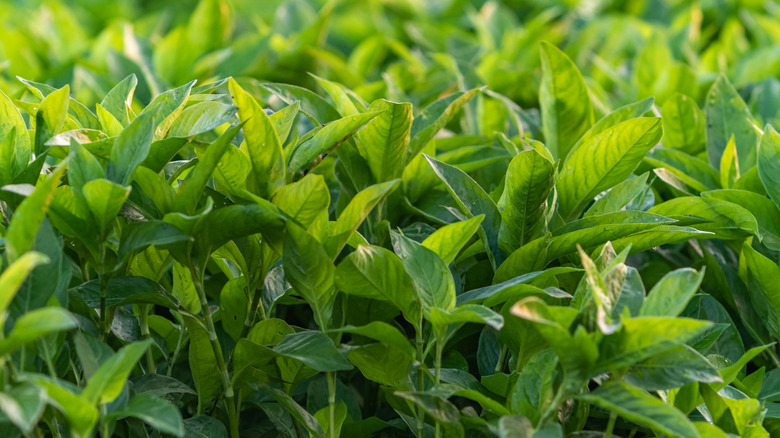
[3,0,780,124]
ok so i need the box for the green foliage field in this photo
[4,0,780,437]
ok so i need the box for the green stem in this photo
[415,324,425,438]
[604,412,618,438]
[326,371,337,438]
[38,340,57,378]
[434,333,445,438]
[242,275,267,338]
[139,305,156,373]
[100,405,110,438]
[190,264,239,438]
[538,384,567,428]
[167,315,186,377]
[98,242,110,341]
[495,345,507,374]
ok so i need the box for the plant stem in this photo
[167,314,186,376]
[38,340,57,378]
[434,334,445,438]
[242,275,267,338]
[326,371,337,438]
[98,241,109,341]
[604,412,618,438]
[538,384,567,428]
[415,324,425,438]
[139,304,156,373]
[495,344,507,374]
[100,405,110,438]
[189,264,240,438]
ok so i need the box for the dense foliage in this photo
[4,0,780,437]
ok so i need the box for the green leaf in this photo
[259,384,325,438]
[394,391,464,438]
[584,173,649,217]
[118,220,191,260]
[171,261,200,313]
[97,104,123,137]
[645,148,720,193]
[272,173,330,230]
[758,124,780,212]
[81,179,131,230]
[111,393,184,437]
[577,97,655,147]
[578,382,699,438]
[73,332,114,379]
[509,349,558,423]
[332,322,415,358]
[273,331,352,372]
[311,74,364,116]
[625,346,722,391]
[269,101,300,145]
[145,80,195,140]
[72,276,178,309]
[703,189,780,250]
[34,85,69,155]
[0,252,49,320]
[501,212,674,276]
[314,401,347,438]
[29,376,98,438]
[596,317,712,372]
[425,155,504,269]
[705,75,758,171]
[497,149,555,253]
[229,78,285,198]
[324,180,399,259]
[175,123,243,213]
[82,339,151,404]
[428,304,503,330]
[742,243,780,341]
[220,276,247,342]
[0,90,31,182]
[356,99,412,182]
[348,343,413,390]
[68,138,105,195]
[132,166,176,214]
[260,82,340,125]
[287,112,381,176]
[662,93,706,154]
[101,74,137,126]
[142,137,189,173]
[539,42,594,160]
[183,416,228,438]
[640,268,705,317]
[0,383,46,434]
[648,196,758,240]
[284,224,336,329]
[406,88,481,163]
[168,101,237,138]
[511,298,598,386]
[5,164,66,263]
[557,117,663,221]
[720,136,739,189]
[391,231,456,315]
[181,315,222,410]
[0,307,77,356]
[334,244,420,322]
[458,267,576,305]
[106,109,157,186]
[421,215,484,265]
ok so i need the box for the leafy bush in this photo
[4,1,780,437]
